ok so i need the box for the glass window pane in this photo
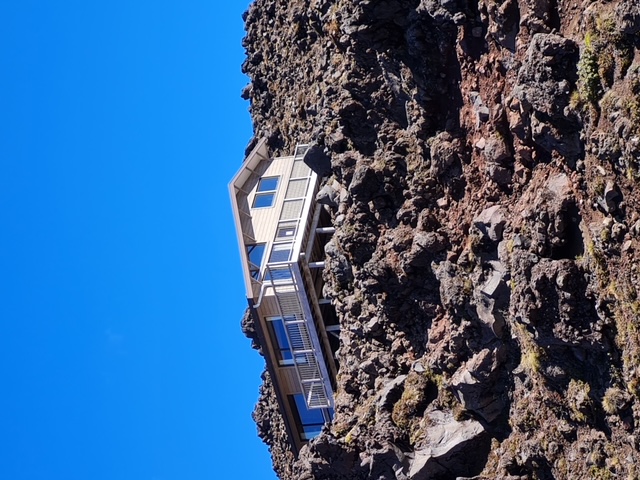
[253,193,275,208]
[293,394,325,425]
[268,317,293,365]
[271,318,291,351]
[257,177,279,192]
[302,425,323,440]
[266,267,292,282]
[281,350,293,363]
[269,243,292,263]
[247,244,265,267]
[277,223,297,238]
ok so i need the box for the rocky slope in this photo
[240,0,640,478]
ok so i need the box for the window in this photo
[252,177,279,208]
[276,222,297,240]
[289,394,327,440]
[246,244,265,279]
[267,317,293,365]
[267,316,308,366]
[268,243,292,263]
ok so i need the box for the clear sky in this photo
[0,1,279,479]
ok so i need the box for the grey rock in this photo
[512,33,581,163]
[484,135,511,165]
[361,444,410,480]
[406,232,446,268]
[476,296,506,338]
[408,411,487,479]
[430,132,459,177]
[476,105,490,124]
[364,316,384,336]
[481,270,507,300]
[377,375,407,410]
[473,205,506,242]
[450,348,506,423]
[547,173,570,197]
[413,360,426,373]
[611,222,627,242]
[414,231,448,253]
[486,0,518,51]
[616,2,640,34]
[349,164,381,200]
[325,238,353,288]
[604,181,621,213]
[487,164,512,187]
[316,184,338,208]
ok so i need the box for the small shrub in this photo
[602,387,628,415]
[577,32,602,104]
[567,379,593,422]
[392,371,431,430]
[521,349,542,374]
[514,323,544,375]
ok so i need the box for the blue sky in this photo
[0,1,279,479]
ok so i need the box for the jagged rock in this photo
[475,295,506,338]
[348,164,381,200]
[616,2,640,34]
[471,92,491,125]
[303,145,333,177]
[241,308,261,351]
[359,443,411,480]
[481,270,507,300]
[603,181,621,213]
[316,184,338,207]
[473,206,506,242]
[430,132,461,177]
[377,375,407,410]
[450,348,506,423]
[486,0,519,51]
[325,238,353,288]
[484,135,511,165]
[487,164,512,187]
[512,33,581,164]
[611,222,627,242]
[408,411,488,479]
[414,231,447,253]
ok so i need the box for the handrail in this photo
[265,261,334,409]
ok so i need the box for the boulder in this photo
[303,145,332,177]
[603,181,621,213]
[348,164,381,200]
[316,184,338,208]
[484,135,511,165]
[377,375,407,410]
[408,411,488,479]
[450,348,506,423]
[473,206,506,242]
